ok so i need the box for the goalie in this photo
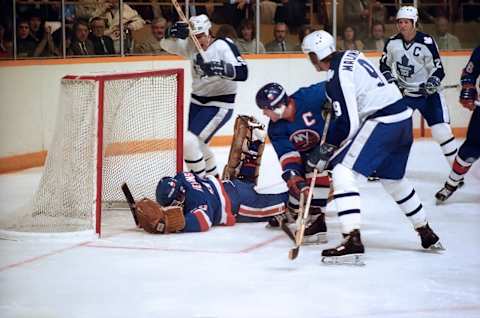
[130,116,290,234]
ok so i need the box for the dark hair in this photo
[238,19,256,39]
[343,25,357,40]
[371,22,385,32]
[73,19,89,32]
[216,24,237,39]
[90,16,108,27]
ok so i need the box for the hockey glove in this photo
[282,170,309,201]
[306,143,337,173]
[200,60,235,79]
[382,70,398,86]
[166,21,189,39]
[420,76,441,96]
[459,84,478,111]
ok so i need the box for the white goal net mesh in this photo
[0,70,182,233]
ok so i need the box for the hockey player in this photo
[435,46,480,202]
[380,6,458,167]
[255,82,332,244]
[302,30,443,264]
[160,14,248,177]
[130,127,289,234]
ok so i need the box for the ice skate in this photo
[435,182,458,204]
[416,223,445,251]
[321,229,365,266]
[303,212,327,244]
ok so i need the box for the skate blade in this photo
[321,254,365,266]
[427,241,446,251]
[303,233,328,245]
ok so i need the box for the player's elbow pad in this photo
[231,64,248,81]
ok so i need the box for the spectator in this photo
[92,0,145,53]
[265,22,295,52]
[274,0,306,32]
[294,24,314,51]
[433,16,461,50]
[89,17,115,55]
[0,23,13,59]
[364,22,387,51]
[343,0,385,41]
[68,19,95,56]
[337,25,364,51]
[135,17,168,55]
[33,23,61,57]
[223,0,252,30]
[16,20,37,57]
[28,9,44,43]
[236,19,266,54]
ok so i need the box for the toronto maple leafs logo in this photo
[396,54,415,78]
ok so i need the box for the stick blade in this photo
[121,182,139,226]
[288,247,299,260]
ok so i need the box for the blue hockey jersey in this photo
[267,82,330,174]
[173,172,235,232]
[461,46,480,87]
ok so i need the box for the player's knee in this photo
[184,131,201,157]
[380,178,412,200]
[332,164,358,193]
[430,123,454,144]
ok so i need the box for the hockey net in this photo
[0,69,184,235]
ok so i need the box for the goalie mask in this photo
[156,177,185,207]
[255,82,289,117]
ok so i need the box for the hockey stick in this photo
[121,183,139,227]
[288,109,333,260]
[288,169,317,260]
[170,0,208,61]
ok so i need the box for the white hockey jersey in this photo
[160,36,247,109]
[326,50,406,147]
[380,31,445,97]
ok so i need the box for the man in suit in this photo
[68,19,95,56]
[89,17,115,55]
[265,22,295,52]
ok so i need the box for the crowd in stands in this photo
[0,0,478,60]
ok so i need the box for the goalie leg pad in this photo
[222,115,266,184]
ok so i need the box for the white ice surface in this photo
[0,140,479,318]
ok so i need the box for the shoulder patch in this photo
[423,36,433,44]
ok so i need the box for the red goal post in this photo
[1,69,184,236]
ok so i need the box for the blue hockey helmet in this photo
[156,177,184,207]
[255,82,289,111]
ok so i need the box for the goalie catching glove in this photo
[135,198,185,234]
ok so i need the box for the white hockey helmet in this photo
[189,14,211,36]
[301,30,336,61]
[396,6,418,24]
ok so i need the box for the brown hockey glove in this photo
[136,199,185,234]
[282,170,309,201]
